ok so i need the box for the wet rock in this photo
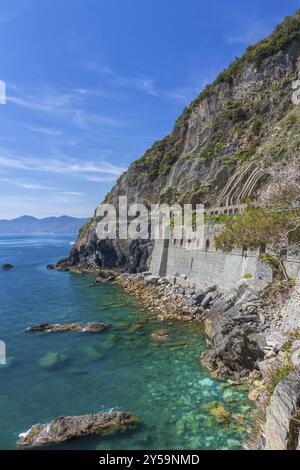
[18,410,140,447]
[151,330,169,341]
[26,323,110,334]
[94,271,117,284]
[48,260,71,272]
[1,263,13,271]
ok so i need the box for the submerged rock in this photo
[18,410,140,447]
[129,324,144,333]
[25,322,110,334]
[202,402,231,424]
[151,330,169,342]
[38,352,67,368]
[1,263,13,271]
[83,346,104,360]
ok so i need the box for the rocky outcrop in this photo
[260,369,300,450]
[18,411,140,447]
[94,271,117,284]
[25,323,110,334]
[201,282,268,378]
[117,272,208,321]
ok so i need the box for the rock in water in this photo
[38,352,67,368]
[25,322,110,333]
[94,270,117,284]
[18,411,140,447]
[202,402,231,424]
[1,263,13,271]
[151,330,169,341]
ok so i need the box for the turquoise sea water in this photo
[0,236,252,450]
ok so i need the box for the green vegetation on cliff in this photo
[215,208,300,279]
[128,10,300,188]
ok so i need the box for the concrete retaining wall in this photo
[150,240,273,289]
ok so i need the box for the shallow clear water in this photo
[0,235,252,450]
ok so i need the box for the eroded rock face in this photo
[262,369,300,450]
[25,323,110,333]
[201,283,267,378]
[18,411,140,447]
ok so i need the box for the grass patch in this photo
[267,363,292,396]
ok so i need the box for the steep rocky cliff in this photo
[67,10,300,272]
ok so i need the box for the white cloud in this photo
[0,176,57,191]
[62,191,84,196]
[86,63,158,96]
[73,110,124,130]
[0,149,127,178]
[86,175,119,183]
[6,86,127,130]
[29,126,62,136]
[7,90,77,113]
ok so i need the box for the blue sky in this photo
[0,0,299,219]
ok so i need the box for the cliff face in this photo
[69,10,300,272]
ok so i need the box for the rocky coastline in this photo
[50,260,300,450]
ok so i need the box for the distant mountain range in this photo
[0,216,89,235]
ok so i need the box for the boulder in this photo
[18,410,140,447]
[144,275,160,285]
[193,289,205,304]
[25,323,110,334]
[1,263,13,271]
[94,271,117,284]
[201,291,218,308]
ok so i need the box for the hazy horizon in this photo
[0,214,89,221]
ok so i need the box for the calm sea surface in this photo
[0,235,252,449]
